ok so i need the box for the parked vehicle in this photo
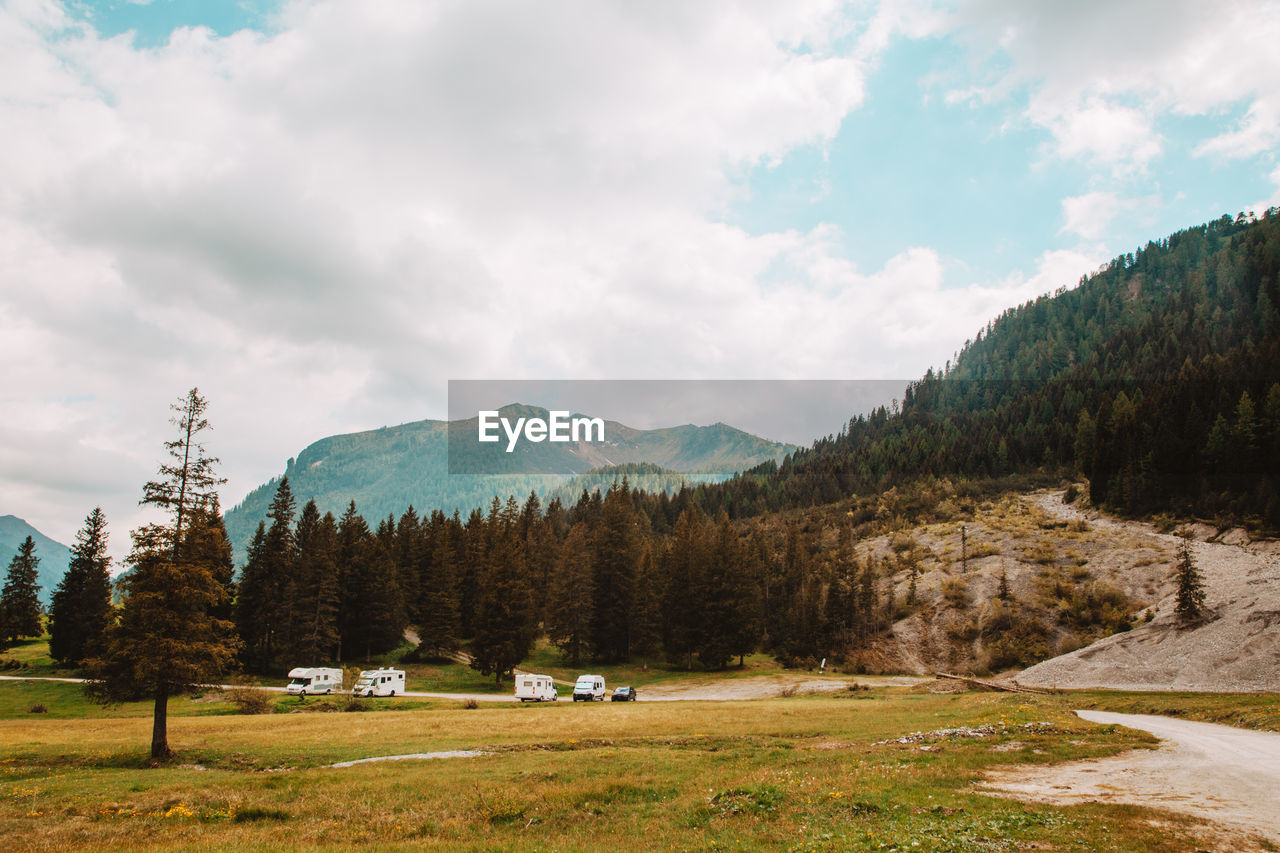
[514,673,558,702]
[572,674,606,701]
[610,686,637,702]
[351,668,405,697]
[285,666,343,696]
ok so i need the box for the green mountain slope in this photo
[0,515,71,606]
[224,406,796,556]
[698,212,1280,528]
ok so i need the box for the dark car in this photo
[610,686,637,702]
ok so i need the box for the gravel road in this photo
[984,710,1280,847]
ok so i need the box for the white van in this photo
[514,673,558,702]
[352,668,406,697]
[286,666,343,696]
[572,674,606,702]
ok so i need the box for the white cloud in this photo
[1058,190,1159,242]
[948,0,1280,172]
[0,0,1148,562]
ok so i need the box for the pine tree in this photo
[414,511,459,658]
[630,541,663,670]
[469,498,535,684]
[1,536,43,644]
[234,521,271,671]
[590,481,641,662]
[336,503,404,661]
[1174,535,1206,625]
[284,500,340,663]
[86,388,238,761]
[49,508,113,665]
[547,523,593,665]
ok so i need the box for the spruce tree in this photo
[284,500,341,663]
[469,497,535,684]
[1174,535,1206,624]
[414,511,459,659]
[1,536,43,644]
[86,388,238,761]
[547,523,594,665]
[49,508,113,665]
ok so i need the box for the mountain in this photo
[700,212,1280,530]
[0,516,71,606]
[224,405,796,556]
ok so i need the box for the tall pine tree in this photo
[1,536,42,644]
[86,388,238,760]
[49,508,113,665]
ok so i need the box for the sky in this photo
[3,0,1280,562]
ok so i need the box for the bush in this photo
[28,703,47,714]
[1064,484,1080,504]
[462,698,479,710]
[226,687,274,715]
[343,695,368,712]
[941,577,970,608]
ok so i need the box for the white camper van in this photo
[572,674,606,701]
[514,674,558,702]
[286,667,343,696]
[352,668,406,697]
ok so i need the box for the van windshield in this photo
[355,678,374,686]
[289,677,309,686]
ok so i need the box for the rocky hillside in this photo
[1015,497,1280,692]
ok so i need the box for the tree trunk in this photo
[151,687,171,761]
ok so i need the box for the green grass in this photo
[0,634,64,677]
[0,683,1266,851]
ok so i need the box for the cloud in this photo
[1059,190,1159,242]
[947,0,1280,172]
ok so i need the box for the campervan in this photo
[514,673,558,702]
[285,667,343,696]
[572,674,606,701]
[352,668,406,697]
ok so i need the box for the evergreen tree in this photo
[49,508,113,665]
[630,541,663,670]
[469,498,536,684]
[285,500,341,663]
[1174,535,1206,625]
[590,481,641,661]
[86,388,238,760]
[1,536,43,644]
[234,521,271,671]
[414,511,460,658]
[547,523,593,665]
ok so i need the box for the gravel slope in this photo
[1015,494,1280,693]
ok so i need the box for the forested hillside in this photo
[226,212,1280,680]
[697,212,1280,531]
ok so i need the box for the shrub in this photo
[941,576,970,608]
[1064,484,1080,504]
[226,687,274,715]
[462,698,479,709]
[28,703,47,714]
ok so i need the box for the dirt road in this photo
[984,710,1280,846]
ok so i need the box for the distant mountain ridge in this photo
[224,404,796,557]
[0,515,71,606]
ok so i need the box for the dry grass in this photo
[2,683,1255,851]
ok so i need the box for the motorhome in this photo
[285,667,343,696]
[514,673,558,702]
[351,668,406,697]
[572,674,606,701]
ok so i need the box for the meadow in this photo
[5,671,1277,852]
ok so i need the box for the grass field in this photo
[5,675,1275,852]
